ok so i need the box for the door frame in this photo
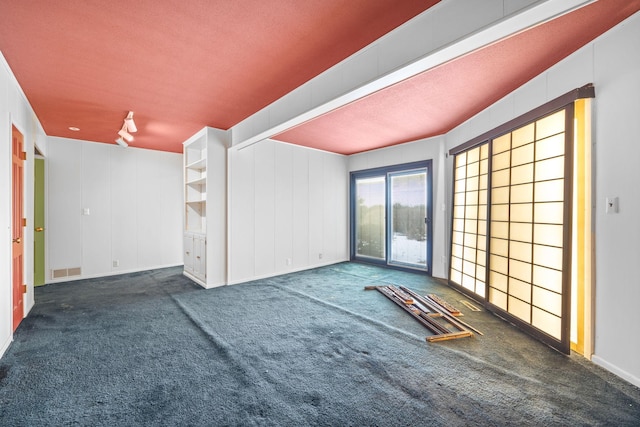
[350,160,433,274]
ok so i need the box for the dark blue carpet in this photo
[1,263,638,426]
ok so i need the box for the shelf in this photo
[186,157,207,171]
[186,199,206,204]
[187,176,206,186]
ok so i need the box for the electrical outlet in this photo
[286,258,292,266]
[605,197,619,214]
[113,260,119,267]
[318,253,323,259]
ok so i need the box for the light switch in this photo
[605,197,618,214]
[83,208,90,216]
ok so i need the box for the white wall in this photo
[442,12,640,388]
[348,136,448,278]
[228,140,348,284]
[46,137,183,282]
[0,53,47,358]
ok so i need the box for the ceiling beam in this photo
[229,0,594,151]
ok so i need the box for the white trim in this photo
[44,263,183,285]
[592,355,640,389]
[225,259,349,286]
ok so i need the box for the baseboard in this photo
[592,355,640,389]
[0,334,12,360]
[45,263,183,285]
[227,259,349,286]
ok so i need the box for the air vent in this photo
[51,267,82,279]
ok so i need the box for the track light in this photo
[115,110,137,148]
[125,111,137,133]
[115,137,128,148]
[118,125,134,142]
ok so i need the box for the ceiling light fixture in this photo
[115,110,137,148]
[118,125,134,142]
[124,111,137,133]
[68,126,80,131]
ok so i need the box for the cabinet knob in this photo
[12,237,21,244]
[35,227,44,232]
[186,251,190,255]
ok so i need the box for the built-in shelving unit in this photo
[182,127,228,288]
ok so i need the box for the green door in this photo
[34,157,45,286]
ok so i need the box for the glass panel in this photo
[455,166,466,180]
[532,265,562,293]
[467,147,480,163]
[509,241,532,263]
[463,260,476,276]
[490,254,508,274]
[533,244,563,270]
[456,152,467,165]
[492,187,510,204]
[467,161,479,177]
[355,176,386,260]
[533,286,562,317]
[511,143,534,166]
[510,183,533,203]
[509,278,531,303]
[509,259,532,282]
[493,134,511,154]
[534,179,564,203]
[493,151,511,170]
[491,221,509,239]
[466,190,479,205]
[390,170,427,268]
[465,205,478,219]
[510,222,532,242]
[512,123,534,147]
[466,176,479,191]
[536,110,565,140]
[480,158,489,175]
[450,269,462,284]
[509,295,531,322]
[453,232,464,245]
[534,202,564,224]
[492,169,510,187]
[490,238,508,257]
[451,256,463,271]
[532,307,561,340]
[536,134,564,160]
[510,204,533,223]
[454,192,466,205]
[533,224,563,247]
[490,288,507,310]
[535,157,564,181]
[464,232,477,247]
[511,163,534,185]
[462,274,476,291]
[491,205,509,222]
[490,272,507,292]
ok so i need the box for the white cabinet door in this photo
[193,235,206,281]
[184,234,194,273]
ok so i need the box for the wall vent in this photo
[51,267,82,279]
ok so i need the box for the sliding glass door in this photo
[389,170,428,269]
[351,161,432,272]
[354,176,386,261]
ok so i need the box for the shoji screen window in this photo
[487,109,569,343]
[449,144,488,297]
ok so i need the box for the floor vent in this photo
[51,267,82,279]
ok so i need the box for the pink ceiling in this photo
[275,0,640,154]
[1,1,639,155]
[0,0,438,152]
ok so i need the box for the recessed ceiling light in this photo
[68,126,80,131]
